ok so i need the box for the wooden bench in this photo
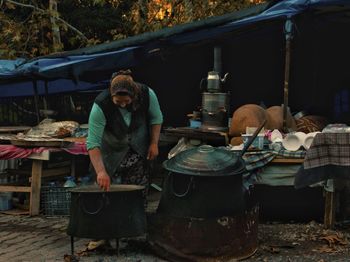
[0,150,74,216]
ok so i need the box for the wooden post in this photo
[324,190,336,229]
[282,18,293,132]
[32,81,40,125]
[70,155,76,178]
[29,160,43,216]
[43,80,49,113]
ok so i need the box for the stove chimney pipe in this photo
[213,46,222,77]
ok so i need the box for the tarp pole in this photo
[283,18,294,132]
[44,80,49,111]
[32,81,40,124]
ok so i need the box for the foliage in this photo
[0,1,54,58]
[0,0,265,59]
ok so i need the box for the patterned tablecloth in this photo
[0,142,88,160]
[295,133,350,188]
[239,148,305,189]
[243,149,305,171]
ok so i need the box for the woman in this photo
[87,70,163,201]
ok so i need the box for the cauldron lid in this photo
[163,145,245,176]
[69,184,144,193]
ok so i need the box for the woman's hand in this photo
[147,143,159,160]
[97,171,111,191]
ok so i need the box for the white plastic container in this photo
[241,134,265,150]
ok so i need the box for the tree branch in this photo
[4,0,88,42]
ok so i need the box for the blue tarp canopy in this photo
[1,0,349,96]
[0,0,350,123]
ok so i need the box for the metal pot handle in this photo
[78,193,109,215]
[169,172,194,198]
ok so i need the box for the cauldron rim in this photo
[163,145,246,176]
[163,164,246,176]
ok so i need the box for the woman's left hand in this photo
[147,143,159,160]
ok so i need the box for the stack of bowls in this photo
[282,132,306,151]
[282,131,321,151]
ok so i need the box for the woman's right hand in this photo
[97,171,111,191]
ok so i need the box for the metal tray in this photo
[10,139,73,148]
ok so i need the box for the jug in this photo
[200,71,229,93]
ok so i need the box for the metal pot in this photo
[66,184,146,239]
[159,145,247,218]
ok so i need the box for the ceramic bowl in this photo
[303,131,320,150]
[294,131,306,144]
[270,129,283,143]
[282,132,305,151]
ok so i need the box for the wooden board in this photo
[63,137,86,143]
[0,185,31,192]
[0,126,31,133]
[271,158,304,164]
[11,139,72,148]
[0,209,29,215]
[0,134,16,144]
[164,127,229,145]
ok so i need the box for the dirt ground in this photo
[67,190,350,262]
[69,220,350,262]
[2,188,350,261]
[246,221,350,262]
[2,211,350,262]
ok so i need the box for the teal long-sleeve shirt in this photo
[87,88,163,150]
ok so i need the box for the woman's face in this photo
[111,94,133,108]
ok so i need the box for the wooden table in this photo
[270,157,304,164]
[294,133,350,229]
[0,150,74,216]
[270,156,338,229]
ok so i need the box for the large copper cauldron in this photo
[148,122,265,261]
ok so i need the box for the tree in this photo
[0,0,265,59]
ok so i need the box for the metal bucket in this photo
[66,184,146,239]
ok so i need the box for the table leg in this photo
[70,155,76,178]
[324,190,336,229]
[29,159,43,216]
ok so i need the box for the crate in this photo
[41,186,71,216]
